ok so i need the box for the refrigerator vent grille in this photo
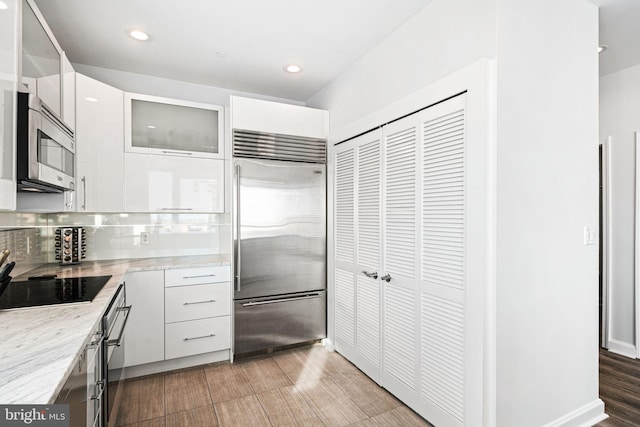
[233,129,326,163]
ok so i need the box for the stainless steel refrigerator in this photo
[233,130,327,355]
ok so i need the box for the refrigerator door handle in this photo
[235,164,241,292]
[241,293,322,307]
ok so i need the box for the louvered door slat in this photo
[420,96,466,424]
[335,269,355,346]
[357,276,380,367]
[384,124,417,278]
[422,108,465,291]
[356,136,382,371]
[336,149,355,263]
[384,284,417,389]
[357,139,381,270]
[421,294,464,422]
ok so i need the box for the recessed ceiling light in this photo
[284,64,302,74]
[598,45,608,54]
[147,125,156,129]
[129,30,150,41]
[84,97,99,103]
[0,2,8,10]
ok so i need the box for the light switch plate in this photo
[583,226,596,246]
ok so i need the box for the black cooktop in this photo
[0,275,112,309]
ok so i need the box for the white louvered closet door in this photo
[381,114,421,405]
[355,131,383,382]
[418,94,468,427]
[334,140,357,360]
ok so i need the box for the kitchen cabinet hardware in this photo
[380,274,391,283]
[182,274,216,279]
[161,207,194,211]
[81,176,86,210]
[362,270,378,279]
[241,293,321,307]
[183,299,216,305]
[162,150,192,155]
[106,305,132,346]
[183,334,216,341]
[90,380,105,401]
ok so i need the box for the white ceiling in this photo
[593,0,640,76]
[33,0,639,102]
[33,0,433,102]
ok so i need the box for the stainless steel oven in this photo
[16,91,75,193]
[102,284,131,427]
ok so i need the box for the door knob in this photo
[362,271,378,279]
[381,274,391,283]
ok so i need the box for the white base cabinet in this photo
[123,270,165,367]
[123,266,231,374]
[124,153,224,213]
[165,317,230,360]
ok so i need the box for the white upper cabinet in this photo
[0,0,18,210]
[124,153,224,213]
[21,0,62,119]
[230,96,329,139]
[61,54,75,130]
[75,73,124,212]
[125,93,224,159]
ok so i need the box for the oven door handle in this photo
[106,305,132,347]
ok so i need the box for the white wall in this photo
[310,0,602,425]
[306,0,496,130]
[73,63,304,107]
[599,63,640,353]
[495,0,601,425]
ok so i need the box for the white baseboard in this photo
[542,399,607,427]
[607,339,637,359]
[124,350,230,379]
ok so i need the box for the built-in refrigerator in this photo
[233,130,327,355]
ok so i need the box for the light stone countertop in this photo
[0,254,230,405]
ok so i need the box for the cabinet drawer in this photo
[165,316,230,360]
[165,283,230,323]
[165,266,230,287]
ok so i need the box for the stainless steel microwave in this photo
[16,91,75,193]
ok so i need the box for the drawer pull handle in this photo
[162,150,193,156]
[183,299,216,305]
[182,274,216,279]
[161,208,194,211]
[184,334,216,341]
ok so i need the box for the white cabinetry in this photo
[125,93,224,159]
[230,96,329,139]
[124,153,224,212]
[334,94,482,426]
[123,266,231,375]
[21,0,62,119]
[75,73,124,212]
[61,54,75,131]
[123,270,165,367]
[0,0,18,210]
[164,266,231,360]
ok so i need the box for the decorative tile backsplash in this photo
[0,212,230,276]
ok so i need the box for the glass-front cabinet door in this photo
[125,93,224,159]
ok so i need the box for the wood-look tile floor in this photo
[116,344,433,427]
[597,348,640,427]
